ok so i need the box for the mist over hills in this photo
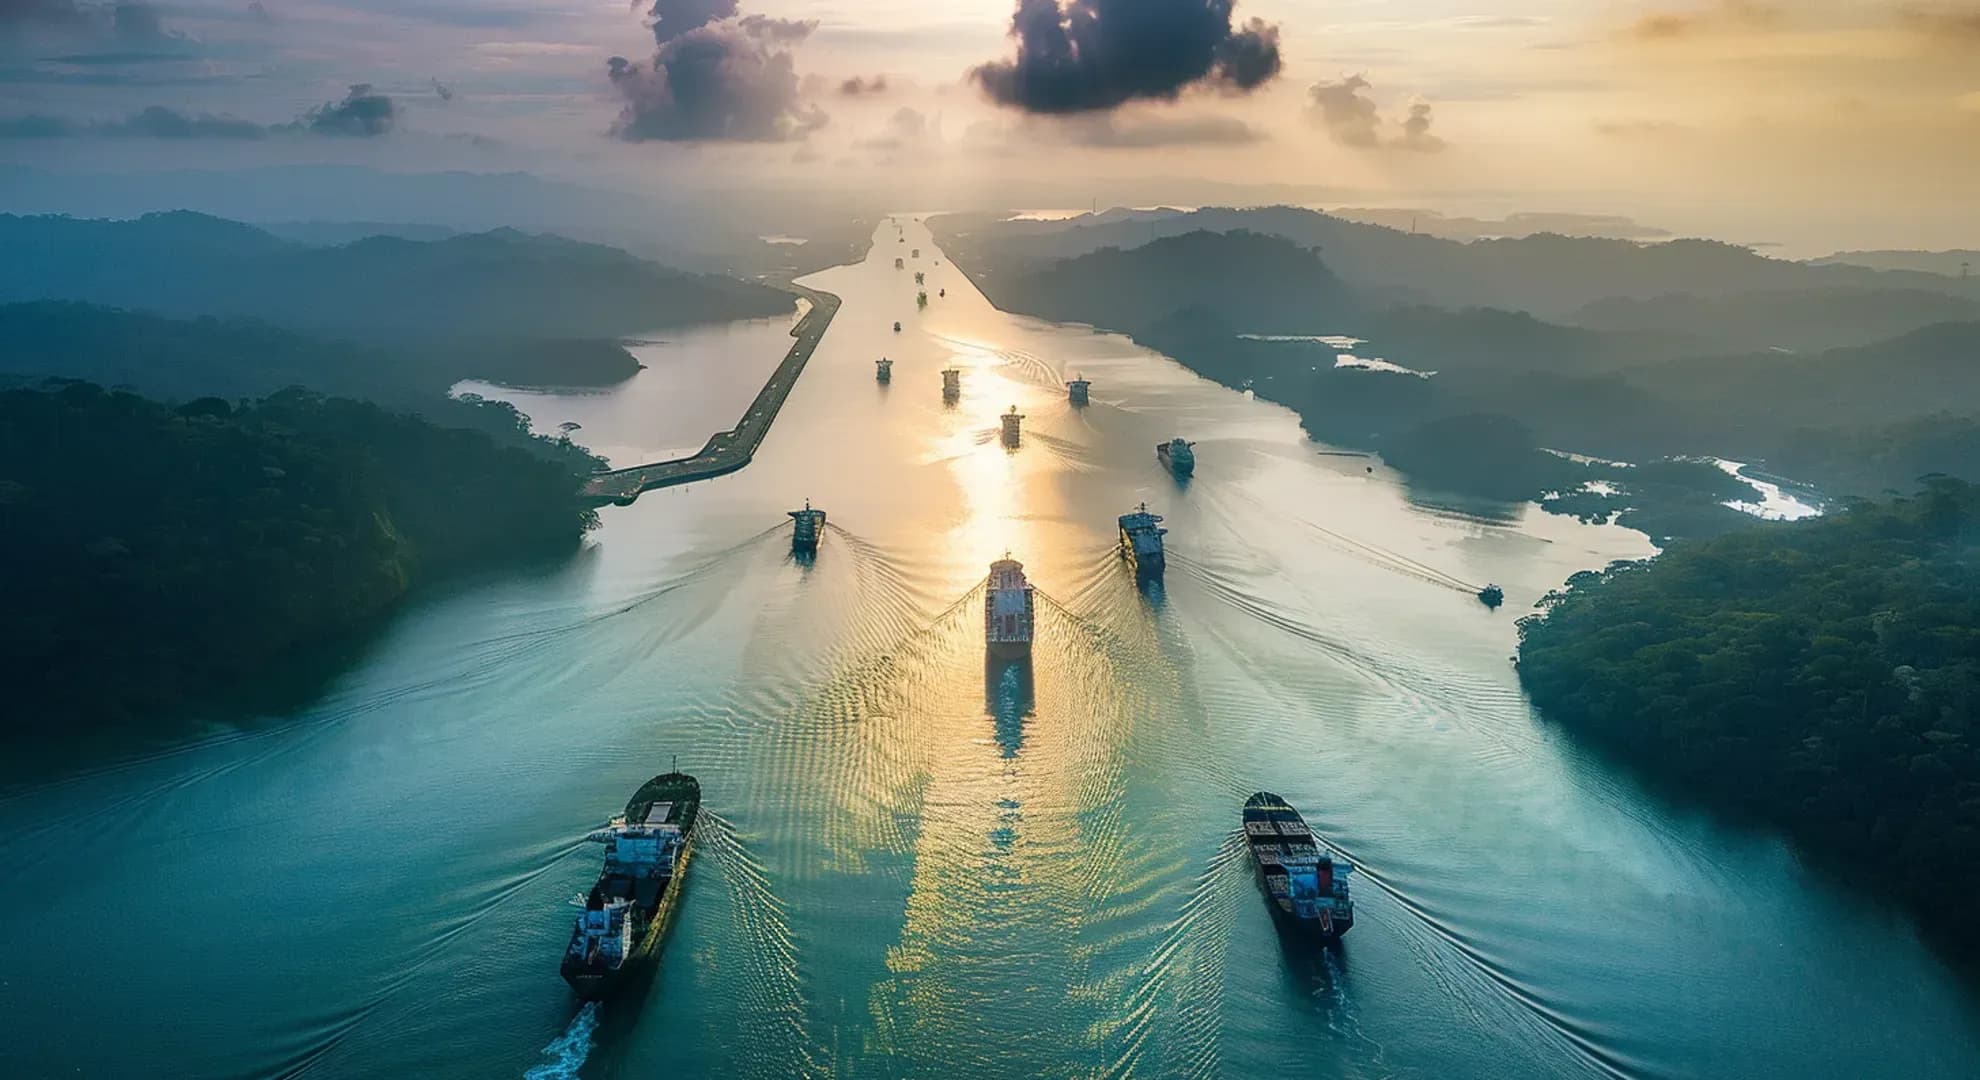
[0,211,793,342]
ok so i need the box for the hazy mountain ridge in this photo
[0,211,795,341]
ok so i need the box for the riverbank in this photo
[582,284,841,503]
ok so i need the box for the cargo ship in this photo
[789,500,825,554]
[1242,792,1353,940]
[561,771,701,1000]
[1118,502,1166,580]
[1478,584,1504,608]
[942,366,961,401]
[985,556,1034,659]
[1000,405,1023,447]
[875,357,892,383]
[1158,438,1195,477]
[1066,377,1090,406]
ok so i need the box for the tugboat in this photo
[561,771,702,1000]
[1158,438,1195,477]
[1478,584,1504,608]
[893,321,902,333]
[985,556,1035,660]
[941,366,961,401]
[1242,792,1353,940]
[1066,376,1090,407]
[1000,405,1023,447]
[789,499,825,554]
[1118,502,1166,581]
[875,358,892,384]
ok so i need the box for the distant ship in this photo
[942,366,961,400]
[938,288,946,297]
[1158,438,1195,476]
[917,290,928,309]
[893,321,902,333]
[789,499,825,554]
[911,248,920,258]
[1001,405,1023,447]
[875,357,892,383]
[1478,584,1504,608]
[561,771,701,1000]
[1243,792,1353,940]
[985,556,1035,660]
[1118,502,1166,580]
[914,271,925,285]
[1066,376,1090,406]
[894,257,904,269]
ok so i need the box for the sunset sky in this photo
[3,0,1976,252]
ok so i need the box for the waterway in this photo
[2,219,1977,1079]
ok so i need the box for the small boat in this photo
[941,366,960,400]
[1066,377,1090,406]
[911,248,920,258]
[1000,405,1023,447]
[893,321,902,333]
[1243,792,1353,940]
[985,556,1035,660]
[917,290,928,309]
[939,288,946,297]
[561,771,701,999]
[894,257,904,269]
[1158,438,1195,477]
[789,499,825,554]
[1118,502,1166,580]
[875,358,892,383]
[914,271,925,285]
[1478,584,1504,608]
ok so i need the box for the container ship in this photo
[942,366,961,401]
[1158,438,1195,477]
[875,358,892,383]
[1001,405,1024,447]
[789,500,825,554]
[1118,503,1166,580]
[1242,792,1353,940]
[985,557,1035,659]
[1066,377,1090,406]
[561,771,702,1000]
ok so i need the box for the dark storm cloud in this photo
[607,1,825,142]
[304,83,397,136]
[970,0,1284,113]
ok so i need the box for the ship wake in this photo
[523,1002,597,1080]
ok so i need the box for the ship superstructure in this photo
[1242,792,1353,939]
[1118,503,1166,580]
[876,358,892,383]
[985,557,1035,660]
[789,500,825,554]
[1158,438,1196,477]
[561,772,701,1000]
[1066,377,1090,407]
[1000,405,1024,447]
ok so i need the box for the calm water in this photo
[3,220,1977,1080]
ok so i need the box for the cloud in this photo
[1053,111,1263,147]
[1307,76,1446,153]
[0,112,77,137]
[1624,1,1782,42]
[1398,102,1443,153]
[839,73,887,96]
[431,77,454,102]
[108,104,265,137]
[606,0,825,142]
[970,0,1283,113]
[855,105,933,151]
[303,84,398,136]
[1306,75,1380,147]
[1,0,197,58]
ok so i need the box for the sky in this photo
[2,0,1977,253]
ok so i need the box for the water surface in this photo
[2,219,1976,1080]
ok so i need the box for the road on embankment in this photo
[582,283,841,504]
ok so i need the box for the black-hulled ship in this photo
[876,357,893,383]
[985,556,1035,660]
[941,366,961,401]
[1158,438,1195,477]
[1066,376,1090,406]
[562,772,701,999]
[1118,502,1166,580]
[790,500,825,554]
[893,321,902,332]
[1478,584,1504,608]
[1242,792,1353,939]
